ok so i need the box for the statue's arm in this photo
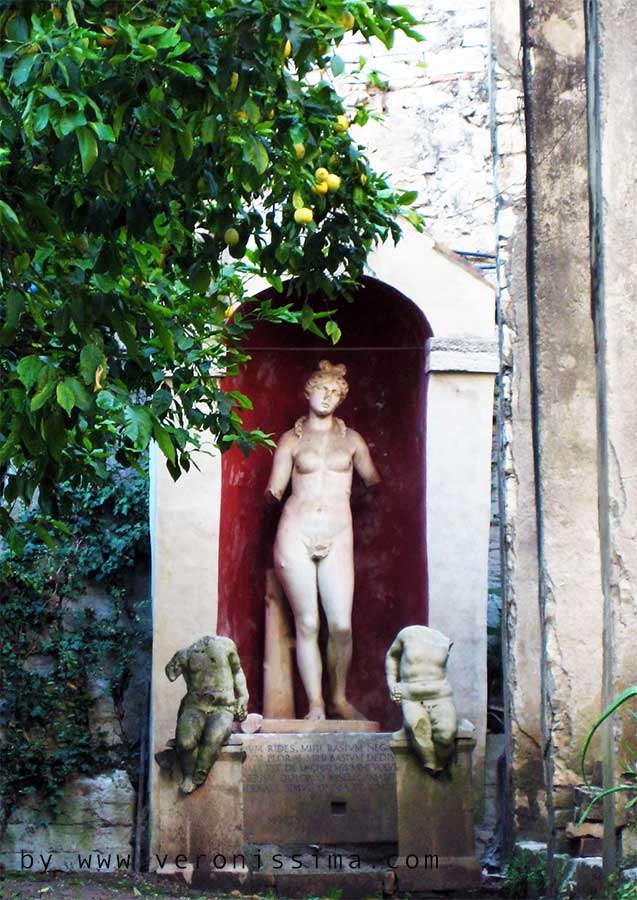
[351,431,381,487]
[385,637,403,702]
[265,432,295,501]
[165,650,185,682]
[228,642,249,719]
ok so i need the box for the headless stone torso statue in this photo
[266,360,380,721]
[157,635,249,794]
[386,625,458,773]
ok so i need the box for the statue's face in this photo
[307,378,342,416]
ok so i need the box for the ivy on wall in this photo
[0,464,150,821]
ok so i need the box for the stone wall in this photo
[0,771,135,873]
[340,0,494,257]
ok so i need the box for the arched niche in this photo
[216,277,432,727]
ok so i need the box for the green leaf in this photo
[177,124,194,160]
[40,85,67,105]
[3,288,24,330]
[153,126,175,184]
[96,389,117,411]
[90,122,116,142]
[243,134,269,175]
[33,104,50,133]
[56,380,76,415]
[201,115,215,144]
[191,264,210,294]
[12,53,38,87]
[66,377,92,411]
[79,344,105,386]
[326,320,342,344]
[60,110,88,136]
[76,126,98,174]
[65,0,78,27]
[113,102,128,139]
[166,61,202,79]
[124,406,153,450]
[292,190,305,210]
[331,55,345,76]
[243,98,261,125]
[152,420,176,464]
[17,355,43,390]
[398,190,419,205]
[0,200,20,228]
[31,381,55,412]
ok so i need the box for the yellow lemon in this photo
[334,115,349,133]
[236,110,248,121]
[315,167,329,183]
[293,142,306,160]
[229,72,239,91]
[52,6,63,23]
[312,181,329,195]
[360,173,368,185]
[325,173,341,192]
[341,10,355,30]
[284,39,292,58]
[224,227,240,247]
[294,207,313,225]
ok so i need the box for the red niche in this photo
[217,278,432,729]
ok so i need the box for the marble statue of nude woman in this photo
[265,360,380,721]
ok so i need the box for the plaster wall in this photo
[426,367,496,790]
[521,0,603,840]
[149,443,221,846]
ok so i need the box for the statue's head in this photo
[304,360,349,411]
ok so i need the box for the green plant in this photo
[0,0,424,542]
[600,873,637,900]
[578,686,637,823]
[0,462,150,820]
[502,848,546,899]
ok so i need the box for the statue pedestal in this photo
[152,736,248,887]
[242,732,396,844]
[389,720,481,891]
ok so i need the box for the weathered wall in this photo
[587,0,637,835]
[521,0,603,848]
[490,0,544,841]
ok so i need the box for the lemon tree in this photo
[0,0,423,542]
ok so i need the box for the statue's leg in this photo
[402,700,438,771]
[317,534,364,720]
[429,698,457,770]
[274,533,324,719]
[193,709,234,786]
[176,705,206,793]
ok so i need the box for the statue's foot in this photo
[180,776,195,794]
[328,698,367,720]
[305,704,326,721]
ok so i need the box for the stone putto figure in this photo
[385,625,458,773]
[155,635,248,794]
[265,360,380,721]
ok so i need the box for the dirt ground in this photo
[1,872,505,900]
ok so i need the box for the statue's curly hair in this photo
[304,359,349,402]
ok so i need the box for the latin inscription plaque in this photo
[242,733,397,844]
